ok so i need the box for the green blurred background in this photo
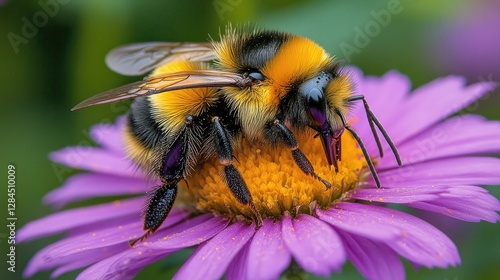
[1,0,499,279]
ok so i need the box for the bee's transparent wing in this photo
[105,42,216,76]
[73,70,248,110]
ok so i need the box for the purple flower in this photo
[18,68,500,280]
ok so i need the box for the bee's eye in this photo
[248,70,265,81]
[298,72,333,128]
[304,88,327,126]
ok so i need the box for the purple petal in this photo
[282,214,345,277]
[24,211,188,277]
[50,147,144,178]
[320,203,460,268]
[43,173,155,208]
[66,213,140,238]
[77,215,228,280]
[17,197,143,242]
[243,218,291,280]
[174,221,255,280]
[409,185,500,222]
[378,115,500,169]
[226,242,251,280]
[316,205,401,242]
[146,214,228,249]
[347,186,443,204]
[381,77,493,144]
[353,71,411,121]
[338,231,405,280]
[348,185,500,222]
[89,117,126,153]
[35,209,187,264]
[25,244,125,278]
[32,215,213,277]
[51,257,113,278]
[378,157,500,187]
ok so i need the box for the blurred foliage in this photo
[0,0,498,279]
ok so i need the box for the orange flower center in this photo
[182,131,366,221]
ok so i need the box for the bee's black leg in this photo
[270,120,331,189]
[129,183,177,247]
[212,117,263,228]
[130,117,192,247]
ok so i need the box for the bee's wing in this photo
[105,42,216,76]
[72,70,248,110]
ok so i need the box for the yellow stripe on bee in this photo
[123,124,155,169]
[225,86,276,140]
[149,61,219,135]
[263,36,332,102]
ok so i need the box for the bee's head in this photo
[296,71,348,165]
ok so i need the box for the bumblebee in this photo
[74,27,402,246]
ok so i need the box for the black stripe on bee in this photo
[127,96,163,149]
[239,30,290,71]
